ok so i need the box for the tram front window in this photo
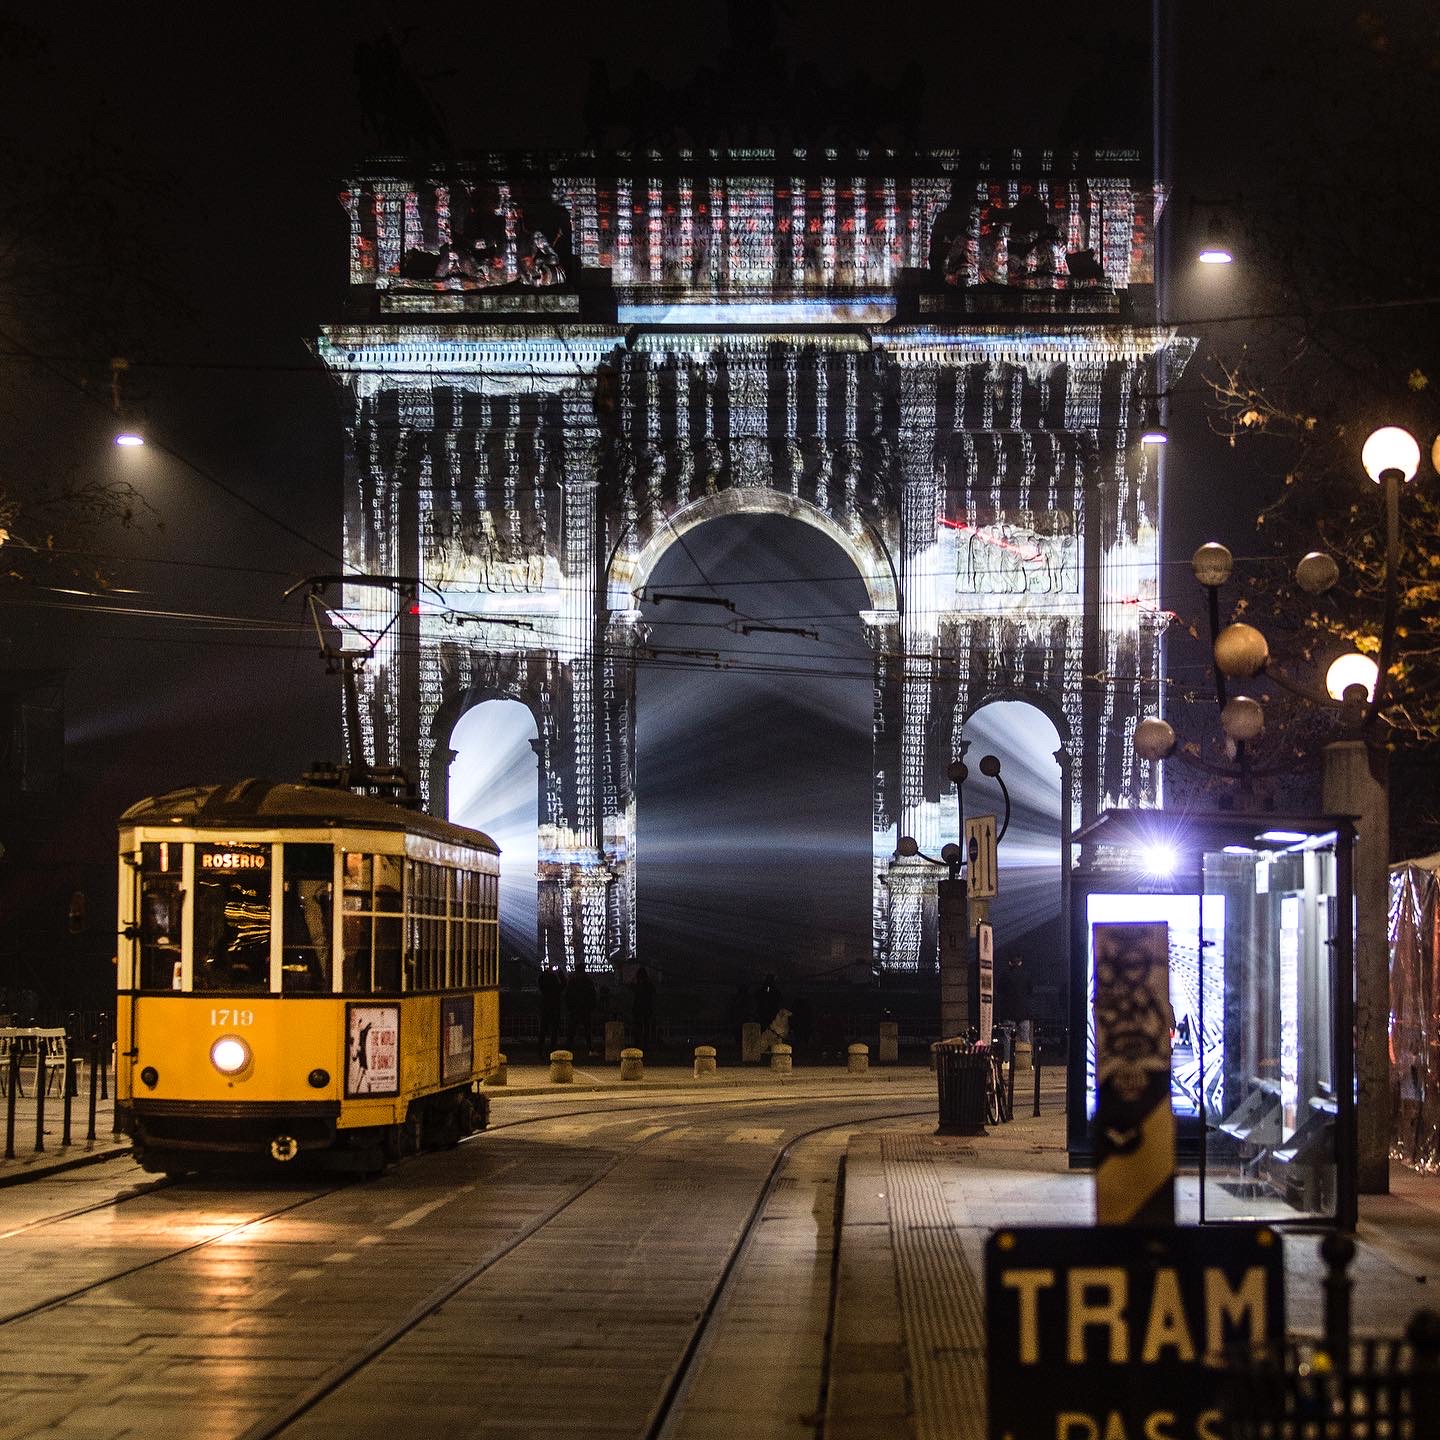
[282,844,333,993]
[194,842,271,991]
[138,842,184,991]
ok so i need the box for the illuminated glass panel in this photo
[1083,891,1227,1120]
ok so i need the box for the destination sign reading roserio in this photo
[985,1225,1284,1440]
[200,849,268,871]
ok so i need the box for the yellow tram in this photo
[115,777,502,1173]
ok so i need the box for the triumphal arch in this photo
[317,148,1192,977]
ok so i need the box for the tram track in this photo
[0,1180,351,1328]
[0,1089,857,1317]
[643,1104,932,1440]
[0,1173,179,1243]
[231,1097,934,1440]
[0,1083,937,1439]
[0,1082,921,1260]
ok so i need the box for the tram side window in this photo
[404,860,453,992]
[342,851,403,993]
[194,843,271,992]
[138,843,184,991]
[374,854,402,991]
[281,845,332,994]
[482,871,498,987]
[342,852,372,991]
[451,869,463,989]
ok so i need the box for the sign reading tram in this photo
[985,1225,1283,1440]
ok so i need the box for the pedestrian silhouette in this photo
[631,967,656,1050]
[538,964,563,1056]
[565,968,597,1055]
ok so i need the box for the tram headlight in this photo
[210,1035,252,1076]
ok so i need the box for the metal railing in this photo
[3,1022,118,1162]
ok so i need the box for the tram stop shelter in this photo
[1067,809,1357,1230]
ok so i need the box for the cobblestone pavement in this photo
[0,1067,934,1440]
[5,1066,1440,1440]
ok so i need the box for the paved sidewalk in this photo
[829,1102,1440,1440]
[493,1057,937,1096]
[0,1065,126,1187]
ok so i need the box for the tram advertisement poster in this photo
[441,996,474,1082]
[985,1224,1284,1440]
[346,1005,400,1097]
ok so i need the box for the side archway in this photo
[446,697,541,963]
[960,693,1071,1024]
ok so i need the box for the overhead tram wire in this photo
[8,592,1214,680]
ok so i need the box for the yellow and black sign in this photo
[1093,921,1173,1225]
[985,1224,1284,1440]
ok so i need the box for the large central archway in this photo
[635,510,873,1027]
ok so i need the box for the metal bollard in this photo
[34,1052,46,1152]
[62,1059,76,1146]
[1032,1036,1042,1118]
[1005,1032,1017,1122]
[1407,1310,1440,1422]
[1321,1231,1355,1364]
[87,1041,99,1143]
[4,1051,17,1158]
[619,1047,644,1081]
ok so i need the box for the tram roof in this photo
[119,779,499,854]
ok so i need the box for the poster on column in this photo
[977,920,995,1048]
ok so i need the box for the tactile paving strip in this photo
[882,1132,987,1440]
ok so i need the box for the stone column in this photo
[863,608,902,974]
[1323,738,1390,1195]
[601,609,643,975]
[550,420,612,975]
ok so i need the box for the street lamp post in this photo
[1326,424,1420,1194]
[1136,424,1420,1197]
[898,755,1012,1039]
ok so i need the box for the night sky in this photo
[0,4,1374,1007]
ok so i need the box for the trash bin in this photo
[934,1039,990,1135]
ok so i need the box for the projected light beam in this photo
[449,699,539,959]
[961,701,1064,990]
[636,513,872,988]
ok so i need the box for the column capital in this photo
[860,608,901,649]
